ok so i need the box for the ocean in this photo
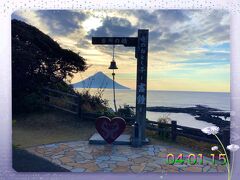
[76,89,230,129]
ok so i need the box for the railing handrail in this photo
[42,87,79,115]
[145,119,228,145]
[43,87,79,98]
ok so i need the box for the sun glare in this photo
[82,16,102,32]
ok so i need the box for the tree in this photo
[12,19,87,112]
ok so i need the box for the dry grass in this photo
[157,113,171,124]
[13,109,96,148]
[146,129,222,157]
[13,109,134,148]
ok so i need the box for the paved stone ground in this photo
[26,141,227,173]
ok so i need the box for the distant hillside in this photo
[72,72,130,89]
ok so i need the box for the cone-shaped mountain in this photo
[72,72,130,89]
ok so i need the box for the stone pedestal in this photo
[131,137,150,147]
[89,133,131,145]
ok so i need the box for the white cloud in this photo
[12,10,230,92]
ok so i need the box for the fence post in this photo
[222,129,230,157]
[76,95,79,115]
[42,88,49,109]
[77,96,82,120]
[171,121,177,142]
[158,123,161,136]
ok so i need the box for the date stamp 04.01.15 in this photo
[166,153,227,165]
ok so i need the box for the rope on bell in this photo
[112,44,117,113]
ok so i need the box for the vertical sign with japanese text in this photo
[135,29,149,145]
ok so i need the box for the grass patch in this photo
[13,108,133,148]
[13,109,96,148]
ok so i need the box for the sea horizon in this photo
[74,87,230,94]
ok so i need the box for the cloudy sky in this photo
[12,10,230,92]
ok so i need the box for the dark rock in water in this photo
[146,105,230,128]
[72,71,130,89]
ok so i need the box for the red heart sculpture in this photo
[95,116,126,144]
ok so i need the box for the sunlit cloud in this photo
[12,9,230,92]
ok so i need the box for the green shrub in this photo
[118,104,135,118]
[77,90,108,113]
[157,114,171,140]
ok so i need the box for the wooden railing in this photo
[42,88,80,115]
[42,87,230,147]
[146,120,230,147]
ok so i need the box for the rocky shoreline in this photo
[146,105,230,128]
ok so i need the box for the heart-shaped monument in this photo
[95,116,126,144]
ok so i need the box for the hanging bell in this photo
[108,60,118,70]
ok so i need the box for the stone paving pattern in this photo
[27,141,227,173]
